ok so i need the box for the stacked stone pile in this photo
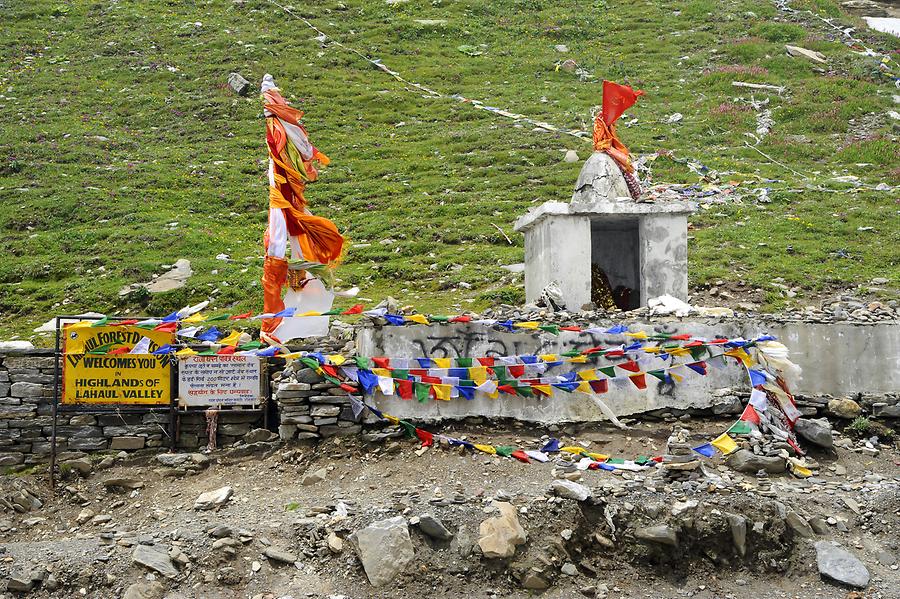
[274,362,376,442]
[659,428,701,482]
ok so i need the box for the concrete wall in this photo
[357,319,900,422]
[640,214,689,303]
[522,212,592,309]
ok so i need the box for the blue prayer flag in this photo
[541,438,560,453]
[692,443,716,457]
[748,369,767,387]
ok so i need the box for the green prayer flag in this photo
[355,356,372,369]
[689,346,708,360]
[414,382,431,403]
[515,385,533,398]
[598,366,616,378]
[647,370,668,382]
[391,369,409,380]
[399,420,417,438]
[321,309,341,316]
[455,357,473,368]
[727,421,753,435]
[607,457,625,465]
[494,365,509,382]
[199,349,217,356]
[90,316,110,327]
[561,350,582,358]
[635,455,650,465]
[237,341,262,350]
[300,357,321,371]
[494,446,515,457]
[428,315,449,323]
[539,325,560,336]
[88,342,114,354]
[206,314,230,321]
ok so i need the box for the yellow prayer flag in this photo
[328,354,346,366]
[625,330,648,339]
[181,313,207,324]
[532,384,553,397]
[514,321,540,329]
[560,446,588,455]
[298,310,322,317]
[577,369,598,381]
[643,346,661,354]
[219,330,243,347]
[711,433,738,455]
[468,367,488,384]
[667,347,690,357]
[474,444,497,455]
[371,367,391,378]
[175,348,198,357]
[567,355,588,364]
[432,358,452,369]
[384,414,400,425]
[724,347,754,367]
[586,452,609,462]
[790,463,812,478]
[576,381,592,393]
[539,354,558,362]
[432,384,452,401]
[405,314,430,325]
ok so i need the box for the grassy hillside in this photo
[1,0,898,341]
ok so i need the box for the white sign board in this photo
[178,355,262,407]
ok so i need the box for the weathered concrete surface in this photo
[358,320,899,422]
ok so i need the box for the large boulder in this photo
[193,486,233,511]
[351,516,414,587]
[726,449,786,474]
[550,479,591,502]
[815,541,869,588]
[827,398,861,420]
[794,418,833,449]
[478,502,527,558]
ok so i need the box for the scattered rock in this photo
[62,457,92,476]
[123,581,166,599]
[75,508,95,525]
[551,479,591,502]
[132,544,179,578]
[243,428,277,443]
[144,259,193,293]
[6,566,47,592]
[416,514,453,541]
[815,541,870,588]
[785,510,815,538]
[522,571,550,590]
[564,149,579,163]
[194,486,233,511]
[263,546,298,564]
[351,516,415,587]
[634,525,678,547]
[726,449,786,473]
[102,478,145,490]
[785,44,827,64]
[301,467,327,486]
[727,513,747,557]
[794,418,833,449]
[327,532,344,553]
[827,398,861,419]
[227,72,250,95]
[478,502,527,558]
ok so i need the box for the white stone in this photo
[351,516,414,587]
[194,486,233,510]
[477,502,527,558]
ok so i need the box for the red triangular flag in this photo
[601,80,643,126]
[372,357,391,369]
[339,383,358,394]
[415,428,433,447]
[341,304,364,315]
[740,404,761,425]
[108,346,129,355]
[498,384,517,396]
[230,311,253,320]
[508,365,525,378]
[449,315,471,323]
[153,322,178,332]
[629,373,647,389]
[560,326,582,332]
[511,450,531,464]
[589,379,609,394]
[477,357,495,367]
[217,345,236,355]
[616,360,641,372]
[396,379,413,400]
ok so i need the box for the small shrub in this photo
[847,416,870,437]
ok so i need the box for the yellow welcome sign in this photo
[62,325,173,405]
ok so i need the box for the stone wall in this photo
[0,351,267,467]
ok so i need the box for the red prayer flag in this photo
[601,80,643,126]
[341,304,364,315]
[740,404,761,425]
[669,334,692,341]
[617,360,641,372]
[372,357,391,369]
[498,384,517,396]
[421,375,441,384]
[230,312,253,320]
[339,383,358,393]
[153,322,178,332]
[508,365,525,378]
[449,315,471,323]
[511,450,531,464]
[629,373,647,390]
[560,326,582,332]
[477,357,495,367]
[396,379,413,400]
[321,364,338,378]
[415,428,434,447]
[217,346,236,355]
[589,379,608,394]
[605,349,625,358]
[113,319,138,326]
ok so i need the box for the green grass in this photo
[1,0,898,342]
